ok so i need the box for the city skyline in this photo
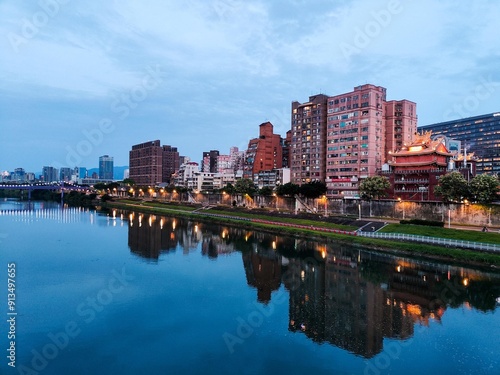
[1,1,500,172]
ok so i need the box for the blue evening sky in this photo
[1,0,499,173]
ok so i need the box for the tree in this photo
[221,183,236,194]
[234,178,257,197]
[359,176,390,200]
[122,178,135,186]
[469,174,499,203]
[299,181,327,199]
[434,172,469,202]
[276,182,300,197]
[258,186,274,196]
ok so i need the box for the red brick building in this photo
[243,122,283,179]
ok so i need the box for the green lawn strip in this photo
[380,223,500,245]
[141,201,197,211]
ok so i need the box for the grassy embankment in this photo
[105,199,500,267]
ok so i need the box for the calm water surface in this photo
[0,199,499,375]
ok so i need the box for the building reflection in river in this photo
[123,210,500,358]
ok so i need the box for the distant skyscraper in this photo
[13,168,26,182]
[60,167,72,182]
[99,155,114,180]
[74,167,87,179]
[42,166,58,182]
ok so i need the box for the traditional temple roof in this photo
[388,130,455,158]
[454,152,477,162]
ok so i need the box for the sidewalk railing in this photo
[357,231,500,253]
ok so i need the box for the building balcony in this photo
[394,188,428,193]
[394,179,429,184]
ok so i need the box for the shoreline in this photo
[103,199,500,270]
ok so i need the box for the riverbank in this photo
[103,199,500,269]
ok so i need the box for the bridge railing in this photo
[357,231,500,253]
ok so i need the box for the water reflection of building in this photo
[128,214,176,259]
[126,212,239,260]
[284,252,391,357]
[123,211,499,356]
[242,246,282,304]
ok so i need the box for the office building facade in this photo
[419,112,500,175]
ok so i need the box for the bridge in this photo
[0,183,93,203]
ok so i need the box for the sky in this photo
[1,0,499,174]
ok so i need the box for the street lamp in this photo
[323,195,328,216]
[398,197,405,220]
[358,202,361,220]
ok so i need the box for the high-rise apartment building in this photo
[99,155,114,180]
[162,145,180,184]
[326,85,387,198]
[419,112,500,175]
[290,94,329,184]
[243,122,283,179]
[129,141,163,186]
[291,85,416,197]
[129,141,180,185]
[384,100,418,159]
[202,150,219,173]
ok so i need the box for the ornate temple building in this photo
[380,131,476,201]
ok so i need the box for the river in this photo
[0,199,498,374]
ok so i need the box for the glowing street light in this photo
[398,197,405,220]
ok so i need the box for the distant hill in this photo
[86,166,129,180]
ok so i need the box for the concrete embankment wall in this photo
[185,193,499,227]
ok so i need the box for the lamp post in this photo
[323,195,328,216]
[398,197,405,220]
[358,202,361,220]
